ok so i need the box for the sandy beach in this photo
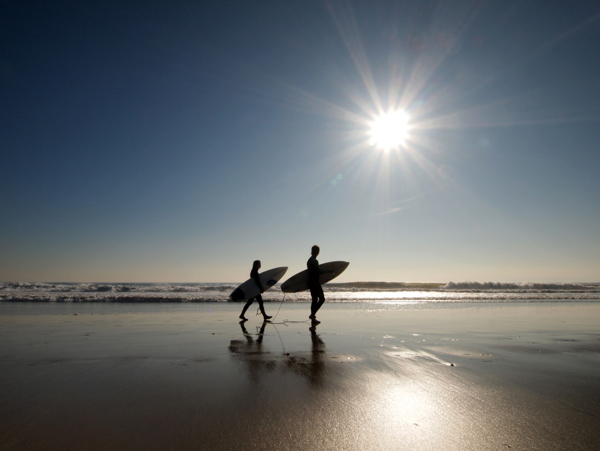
[1,301,599,450]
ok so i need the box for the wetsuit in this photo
[307,256,327,317]
[240,267,268,319]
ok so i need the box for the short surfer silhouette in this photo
[239,260,272,321]
[307,245,330,323]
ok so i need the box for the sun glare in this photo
[369,110,411,151]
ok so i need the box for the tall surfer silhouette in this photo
[307,245,330,323]
[239,260,272,321]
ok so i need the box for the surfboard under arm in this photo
[280,261,349,293]
[229,266,288,301]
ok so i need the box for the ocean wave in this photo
[328,282,444,290]
[0,282,237,293]
[1,290,600,303]
[3,281,597,294]
[1,281,599,303]
[443,281,600,291]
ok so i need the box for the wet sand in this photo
[1,301,599,450]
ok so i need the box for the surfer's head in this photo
[253,260,261,269]
[311,245,320,257]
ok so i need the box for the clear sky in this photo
[2,0,600,283]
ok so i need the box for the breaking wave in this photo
[443,281,599,292]
[0,282,237,293]
[0,281,598,303]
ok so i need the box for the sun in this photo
[369,110,411,151]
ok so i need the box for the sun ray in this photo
[325,0,383,113]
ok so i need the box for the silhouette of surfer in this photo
[239,260,272,321]
[307,245,331,323]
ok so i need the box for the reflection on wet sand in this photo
[282,324,326,386]
[228,321,275,381]
[228,321,328,387]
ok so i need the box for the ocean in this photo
[1,281,599,303]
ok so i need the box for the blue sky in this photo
[1,0,599,283]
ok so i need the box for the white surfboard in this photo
[281,261,349,293]
[229,267,288,301]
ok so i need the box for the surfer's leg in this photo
[309,285,320,318]
[310,286,325,318]
[257,295,272,320]
[316,296,325,313]
[240,298,254,320]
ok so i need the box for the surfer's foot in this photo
[309,314,315,319]
[311,318,321,325]
[239,316,248,321]
[263,315,272,321]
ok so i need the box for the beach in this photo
[1,301,599,450]
[4,1,600,450]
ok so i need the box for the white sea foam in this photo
[443,281,598,291]
[0,282,236,293]
[1,281,599,303]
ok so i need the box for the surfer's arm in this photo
[313,261,330,275]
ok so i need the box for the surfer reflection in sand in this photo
[308,323,327,386]
[239,260,272,322]
[307,245,331,324]
[228,321,276,381]
[282,323,327,387]
[229,321,328,387]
